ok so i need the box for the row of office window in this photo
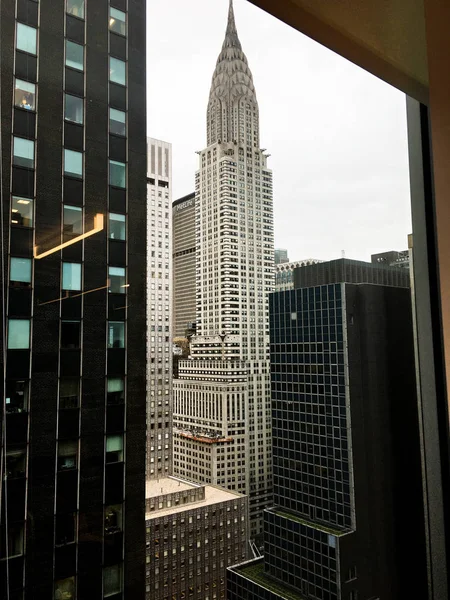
[7,318,127,350]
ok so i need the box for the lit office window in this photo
[10,257,32,284]
[62,262,82,291]
[107,377,125,404]
[64,149,83,179]
[11,196,33,227]
[109,160,126,188]
[109,57,126,85]
[64,94,83,124]
[14,79,36,110]
[109,108,126,136]
[8,319,30,349]
[108,322,124,349]
[65,40,84,71]
[63,205,82,236]
[106,435,124,463]
[66,0,84,18]
[13,137,34,169]
[108,267,126,293]
[109,213,126,240]
[16,23,37,55]
[109,7,126,36]
[103,564,123,596]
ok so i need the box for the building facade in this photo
[145,477,248,600]
[274,249,288,265]
[172,192,196,338]
[147,138,173,480]
[0,0,147,598]
[173,0,274,541]
[275,259,322,291]
[228,259,426,600]
[371,249,410,268]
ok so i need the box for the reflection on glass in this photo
[64,94,83,124]
[109,57,126,85]
[106,435,124,463]
[16,23,37,55]
[105,504,123,534]
[5,380,29,413]
[103,564,122,596]
[8,319,30,349]
[62,262,82,291]
[109,266,126,293]
[66,0,84,18]
[109,213,126,240]
[107,377,125,404]
[13,137,34,169]
[55,577,75,600]
[6,448,26,479]
[64,149,83,179]
[109,7,126,36]
[109,160,126,188]
[14,79,36,110]
[58,440,78,471]
[66,40,84,71]
[108,321,125,349]
[109,108,126,136]
[61,321,81,349]
[10,257,32,284]
[63,205,83,237]
[11,196,33,227]
[55,513,76,546]
[59,378,80,409]
[0,523,24,558]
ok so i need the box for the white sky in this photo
[146,0,412,262]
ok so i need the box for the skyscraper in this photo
[173,0,274,540]
[146,138,173,481]
[228,259,426,600]
[0,0,147,597]
[172,192,196,338]
[274,249,289,265]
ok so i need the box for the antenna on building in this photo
[341,250,346,258]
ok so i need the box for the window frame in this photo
[16,23,37,55]
[66,0,85,19]
[11,196,34,227]
[14,78,36,111]
[109,57,126,86]
[7,319,31,350]
[109,7,127,37]
[13,137,35,169]
[64,149,83,179]
[109,160,126,189]
[64,93,84,125]
[62,262,82,292]
[109,212,126,240]
[65,40,84,71]
[10,257,32,285]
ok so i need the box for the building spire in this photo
[223,0,241,50]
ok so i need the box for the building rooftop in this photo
[145,477,245,520]
[146,477,198,498]
[229,558,306,600]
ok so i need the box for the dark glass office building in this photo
[228,259,426,600]
[0,0,147,598]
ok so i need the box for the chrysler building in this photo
[173,0,274,539]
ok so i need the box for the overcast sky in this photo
[146,0,412,262]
